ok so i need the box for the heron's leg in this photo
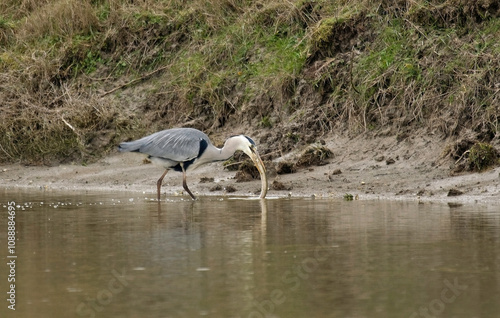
[180,163,196,200]
[156,169,169,201]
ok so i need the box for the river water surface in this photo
[1,189,500,318]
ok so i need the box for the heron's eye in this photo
[249,145,256,153]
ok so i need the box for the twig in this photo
[0,143,14,159]
[455,150,470,165]
[224,161,245,169]
[350,47,361,95]
[222,151,277,169]
[100,65,169,97]
[61,116,78,135]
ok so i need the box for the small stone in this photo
[447,189,464,197]
[199,177,214,183]
[209,184,223,191]
[272,180,289,190]
[225,185,237,193]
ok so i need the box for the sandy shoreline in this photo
[1,133,499,205]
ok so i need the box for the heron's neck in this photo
[217,138,240,161]
[196,139,238,166]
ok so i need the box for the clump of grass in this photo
[295,144,333,167]
[468,142,499,172]
[234,160,263,182]
[260,116,273,128]
[0,15,15,45]
[16,0,99,42]
[307,5,367,60]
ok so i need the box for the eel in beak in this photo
[248,148,268,199]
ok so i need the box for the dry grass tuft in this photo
[234,160,262,182]
[276,161,296,175]
[296,145,333,167]
[17,0,99,41]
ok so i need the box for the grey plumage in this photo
[119,127,209,163]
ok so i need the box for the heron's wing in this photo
[124,128,210,162]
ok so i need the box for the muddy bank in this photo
[1,133,499,205]
[1,1,499,168]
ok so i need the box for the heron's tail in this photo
[118,140,143,152]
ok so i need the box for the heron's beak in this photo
[249,150,268,199]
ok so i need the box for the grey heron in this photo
[119,127,268,200]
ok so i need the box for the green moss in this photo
[307,6,365,58]
[468,142,499,172]
[344,193,354,201]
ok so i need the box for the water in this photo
[1,189,500,318]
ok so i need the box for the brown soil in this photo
[2,131,499,205]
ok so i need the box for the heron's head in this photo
[226,135,256,156]
[227,135,268,199]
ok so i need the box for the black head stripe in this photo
[244,136,256,145]
[228,135,256,145]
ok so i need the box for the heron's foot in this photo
[182,186,196,200]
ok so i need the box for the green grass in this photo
[0,0,498,164]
